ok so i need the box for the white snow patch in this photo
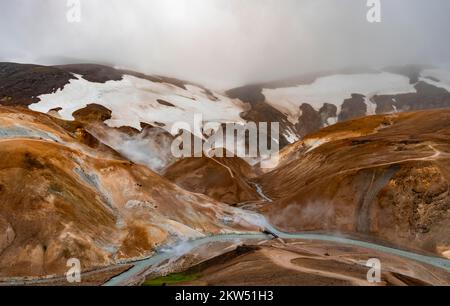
[420,68,450,92]
[30,74,246,135]
[262,72,417,124]
[327,117,338,126]
[392,104,398,114]
[364,97,378,116]
[284,129,299,143]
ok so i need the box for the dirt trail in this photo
[261,248,373,286]
[209,157,235,178]
[335,144,448,178]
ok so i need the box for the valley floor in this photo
[4,230,449,286]
[154,240,450,286]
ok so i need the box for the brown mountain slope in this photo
[0,107,259,278]
[259,109,450,258]
[163,155,261,205]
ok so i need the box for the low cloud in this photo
[1,0,450,89]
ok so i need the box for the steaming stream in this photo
[251,182,273,203]
[104,214,450,286]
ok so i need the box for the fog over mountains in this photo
[1,0,450,286]
[1,0,450,89]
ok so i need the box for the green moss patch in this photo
[143,272,201,286]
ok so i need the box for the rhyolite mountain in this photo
[259,109,450,258]
[0,106,261,278]
[1,62,450,279]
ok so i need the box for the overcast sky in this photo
[1,0,449,89]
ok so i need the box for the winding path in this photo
[336,145,448,177]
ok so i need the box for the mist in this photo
[86,124,175,173]
[1,0,450,89]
